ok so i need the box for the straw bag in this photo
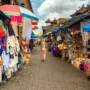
[0,57,3,65]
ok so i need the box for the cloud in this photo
[37,20,47,35]
[37,0,88,34]
[38,0,88,17]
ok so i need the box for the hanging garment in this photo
[10,16,22,23]
[0,46,3,56]
[0,66,3,83]
[15,38,20,52]
[7,36,16,47]
[0,26,6,38]
[5,41,10,54]
[9,47,15,68]
[57,35,61,41]
[2,35,7,46]
[2,51,10,71]
[6,68,12,79]
[22,18,32,40]
[19,58,23,67]
[0,20,7,33]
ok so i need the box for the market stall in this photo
[0,5,38,84]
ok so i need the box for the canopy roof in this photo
[61,14,90,29]
[83,24,90,32]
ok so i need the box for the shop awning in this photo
[52,28,61,33]
[83,24,90,32]
[0,10,10,19]
[61,14,90,29]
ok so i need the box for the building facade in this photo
[43,18,69,35]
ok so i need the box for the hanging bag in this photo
[83,62,88,71]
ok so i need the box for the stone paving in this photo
[0,46,90,90]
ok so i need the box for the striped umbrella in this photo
[32,25,39,30]
[32,20,38,25]
[31,35,39,39]
[31,31,40,36]
[0,5,38,21]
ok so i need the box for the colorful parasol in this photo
[31,35,39,39]
[0,5,38,21]
[31,31,40,36]
[32,20,38,25]
[32,25,39,30]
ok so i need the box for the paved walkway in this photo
[0,46,90,90]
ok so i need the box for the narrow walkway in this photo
[0,46,90,90]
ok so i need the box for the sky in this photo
[30,0,89,34]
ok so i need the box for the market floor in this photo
[0,45,90,90]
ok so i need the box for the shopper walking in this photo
[40,38,47,61]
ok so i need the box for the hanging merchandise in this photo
[22,18,32,40]
[0,18,25,84]
[31,31,40,37]
[32,20,38,25]
[0,20,7,38]
[32,25,38,30]
[57,35,61,42]
[31,35,39,39]
[2,49,10,71]
[10,15,22,23]
[0,66,3,83]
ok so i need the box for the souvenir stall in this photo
[62,28,90,75]
[0,5,38,84]
[65,29,83,64]
[83,24,90,78]
[51,28,68,57]
[0,11,10,83]
[0,18,23,83]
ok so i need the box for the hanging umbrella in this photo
[31,31,40,36]
[32,25,39,30]
[32,20,38,25]
[31,35,39,39]
[0,5,38,21]
[83,24,90,32]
